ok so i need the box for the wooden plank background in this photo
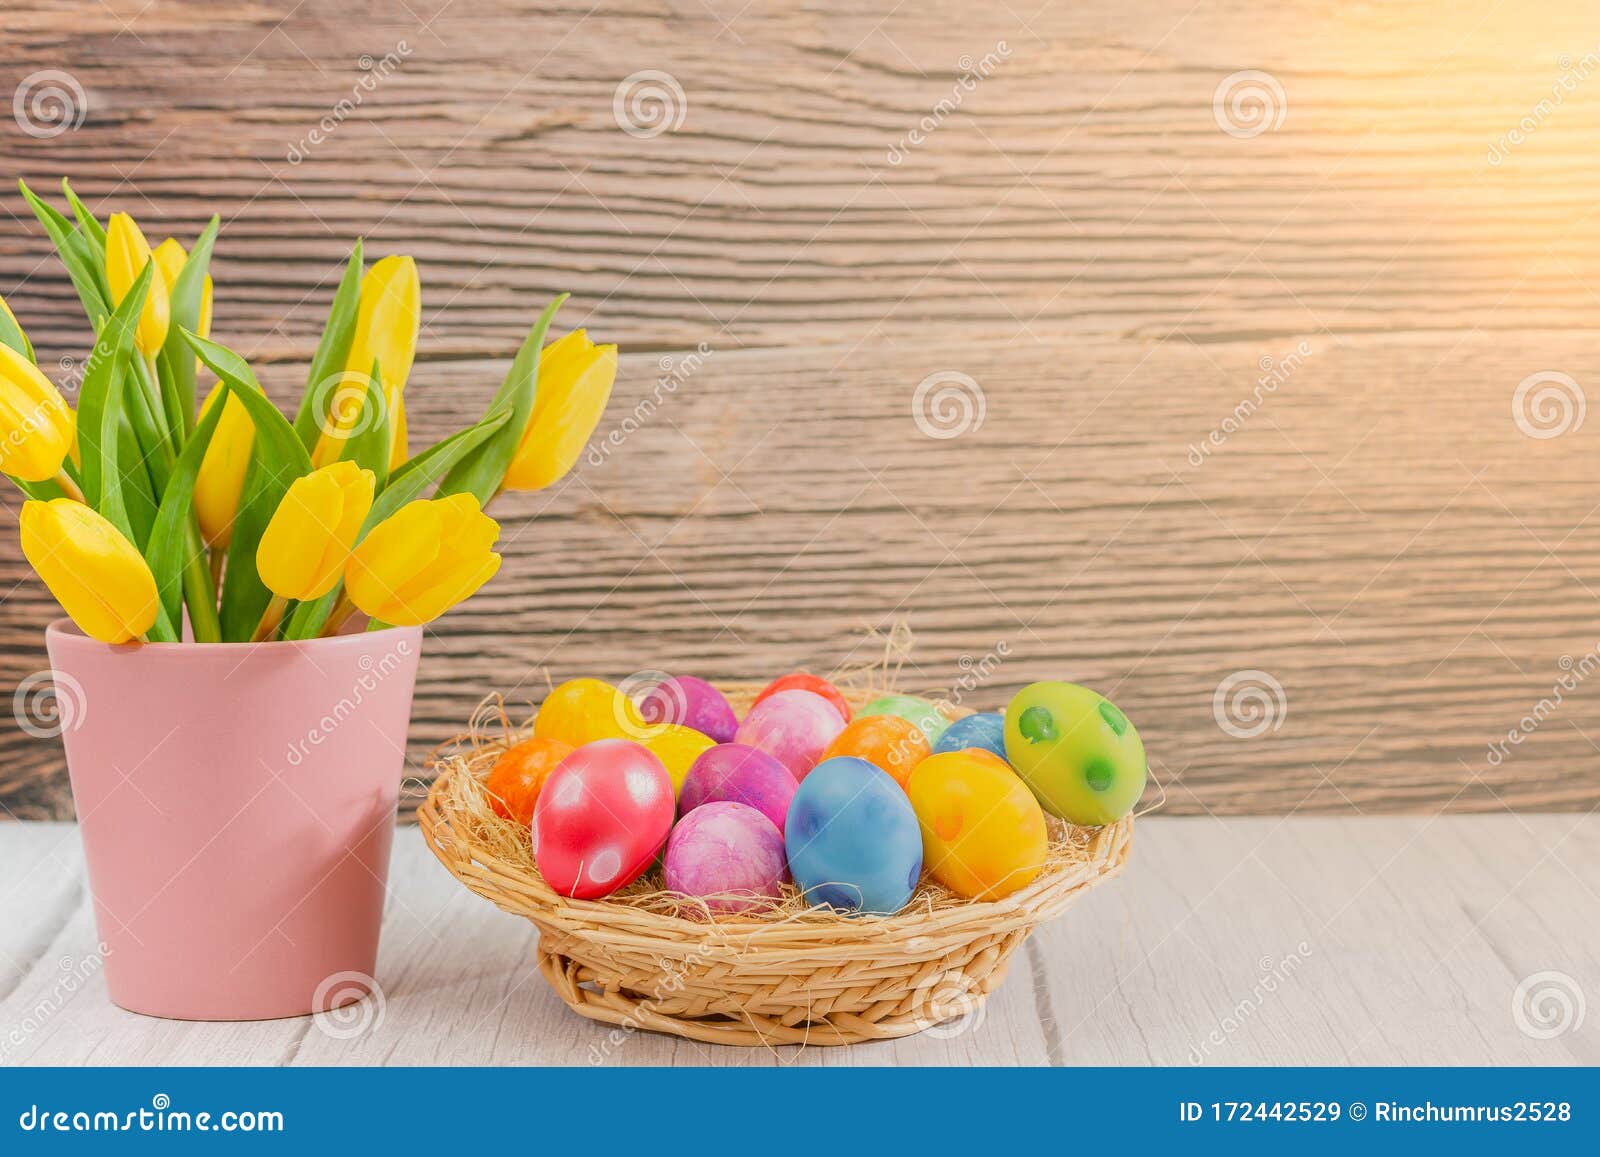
[3,0,1600,817]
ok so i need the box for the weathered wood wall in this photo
[2,0,1598,817]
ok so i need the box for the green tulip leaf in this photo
[0,301,34,363]
[144,394,225,632]
[160,214,220,436]
[19,181,110,329]
[293,239,364,451]
[75,263,152,537]
[117,420,159,549]
[436,293,565,504]
[59,179,107,254]
[339,358,391,490]
[182,330,313,640]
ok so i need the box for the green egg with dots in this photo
[1003,682,1145,824]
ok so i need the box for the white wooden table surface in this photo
[2,817,1596,1066]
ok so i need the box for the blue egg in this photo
[784,756,922,916]
[933,711,1009,762]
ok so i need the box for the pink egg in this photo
[639,675,739,743]
[734,689,846,781]
[663,802,788,913]
[678,743,798,834]
[532,739,674,900]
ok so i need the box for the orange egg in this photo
[820,713,930,788]
[484,736,575,826]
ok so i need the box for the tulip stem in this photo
[53,471,85,504]
[319,591,358,638]
[250,595,289,644]
[208,547,225,592]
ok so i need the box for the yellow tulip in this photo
[501,329,617,491]
[0,341,74,482]
[153,237,213,340]
[192,382,254,548]
[20,498,158,643]
[313,255,419,467]
[256,460,375,601]
[389,391,407,472]
[105,213,171,358]
[345,493,500,626]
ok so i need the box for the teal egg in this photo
[858,693,950,745]
[932,711,1008,762]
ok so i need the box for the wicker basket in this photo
[419,686,1134,1047]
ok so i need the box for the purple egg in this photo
[734,689,846,781]
[663,802,789,913]
[639,675,738,743]
[679,743,798,833]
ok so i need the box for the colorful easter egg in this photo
[857,693,951,745]
[931,711,1008,763]
[734,689,846,781]
[1004,682,1146,825]
[752,673,852,724]
[678,743,798,834]
[533,678,645,747]
[820,713,930,788]
[663,802,789,913]
[484,736,574,826]
[907,749,1047,900]
[638,675,738,743]
[640,723,717,794]
[785,756,922,915]
[532,739,674,899]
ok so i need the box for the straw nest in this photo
[419,657,1133,1047]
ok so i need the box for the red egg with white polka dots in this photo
[532,739,675,899]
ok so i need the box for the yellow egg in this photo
[641,723,717,794]
[906,750,1048,900]
[533,678,645,747]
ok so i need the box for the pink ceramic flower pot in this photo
[45,619,423,1021]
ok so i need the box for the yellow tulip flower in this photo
[501,329,617,492]
[20,498,159,643]
[344,493,500,626]
[192,382,254,548]
[313,255,419,467]
[153,237,213,340]
[256,460,376,601]
[0,341,75,482]
[105,213,171,358]
[389,391,407,472]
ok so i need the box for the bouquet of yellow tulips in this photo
[2,180,617,644]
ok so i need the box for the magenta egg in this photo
[679,742,798,833]
[638,675,738,744]
[733,689,846,781]
[532,739,674,900]
[663,802,788,913]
